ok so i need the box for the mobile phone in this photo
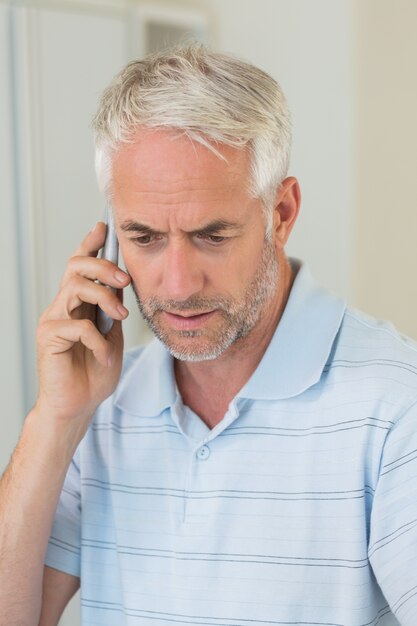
[96,205,119,335]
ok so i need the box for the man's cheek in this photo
[128,276,144,303]
[128,272,146,294]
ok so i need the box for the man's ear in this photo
[272,176,301,248]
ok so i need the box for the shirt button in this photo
[196,445,210,460]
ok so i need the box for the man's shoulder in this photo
[334,305,417,398]
[341,306,417,356]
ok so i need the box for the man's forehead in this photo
[110,129,260,231]
[113,196,255,233]
[112,183,260,235]
[111,129,250,191]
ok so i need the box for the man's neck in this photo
[174,259,296,429]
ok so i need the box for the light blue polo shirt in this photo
[45,261,417,625]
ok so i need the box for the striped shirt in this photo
[45,260,417,625]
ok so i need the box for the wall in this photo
[0,4,25,471]
[354,0,417,339]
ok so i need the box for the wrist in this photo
[25,405,90,461]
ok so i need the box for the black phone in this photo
[96,205,119,335]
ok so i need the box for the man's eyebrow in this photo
[119,221,160,235]
[119,219,242,235]
[191,220,242,236]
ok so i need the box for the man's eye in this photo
[197,234,226,244]
[133,234,160,246]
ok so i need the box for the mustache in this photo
[140,295,233,315]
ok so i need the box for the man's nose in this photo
[161,241,204,302]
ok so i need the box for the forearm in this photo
[0,408,85,625]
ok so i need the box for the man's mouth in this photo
[162,310,217,330]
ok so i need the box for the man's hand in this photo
[35,221,130,430]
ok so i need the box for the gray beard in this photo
[130,238,279,362]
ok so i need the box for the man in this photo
[1,43,417,626]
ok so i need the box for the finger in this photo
[71,221,108,259]
[106,317,124,351]
[47,277,129,321]
[60,255,130,291]
[38,318,113,367]
[116,287,124,304]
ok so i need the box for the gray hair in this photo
[92,43,292,233]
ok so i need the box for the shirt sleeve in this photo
[368,397,417,624]
[44,447,81,577]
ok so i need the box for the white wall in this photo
[353,0,417,339]
[0,3,25,471]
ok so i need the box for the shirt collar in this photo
[114,337,177,417]
[237,259,345,400]
[113,259,346,416]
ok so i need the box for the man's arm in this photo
[369,398,417,624]
[0,223,130,624]
[0,409,84,626]
[38,566,80,626]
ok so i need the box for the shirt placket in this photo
[170,398,241,524]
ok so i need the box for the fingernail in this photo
[115,270,128,283]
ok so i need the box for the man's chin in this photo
[170,349,222,363]
[159,335,228,362]
[142,311,247,362]
[147,323,231,361]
